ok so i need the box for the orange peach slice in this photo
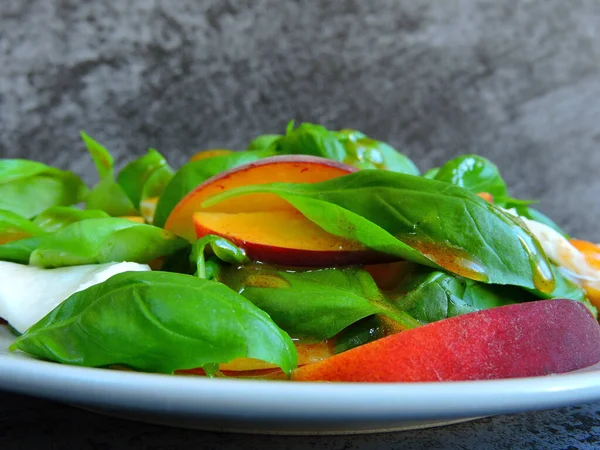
[189,149,233,162]
[193,209,382,266]
[292,299,600,382]
[569,239,600,308]
[177,340,335,379]
[165,155,357,242]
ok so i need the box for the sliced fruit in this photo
[189,149,234,162]
[220,340,335,371]
[569,239,600,308]
[165,155,357,242]
[177,340,335,379]
[570,239,600,269]
[364,261,412,290]
[292,299,600,382]
[193,209,379,266]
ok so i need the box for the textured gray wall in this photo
[1,0,600,239]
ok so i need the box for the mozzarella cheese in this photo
[0,261,150,333]
[505,209,600,292]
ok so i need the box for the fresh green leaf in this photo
[206,170,555,291]
[423,167,439,179]
[335,129,420,175]
[153,150,270,227]
[393,270,477,323]
[274,123,347,161]
[80,131,114,180]
[333,315,386,354]
[85,178,138,217]
[141,167,175,203]
[0,235,42,264]
[500,198,538,208]
[247,134,282,151]
[285,120,295,135]
[462,280,526,310]
[159,247,194,275]
[33,206,109,233]
[0,210,44,243]
[433,155,507,199]
[224,265,420,341]
[433,155,536,208]
[80,132,137,216]
[11,271,297,375]
[117,149,174,207]
[0,160,87,218]
[190,235,249,279]
[0,159,52,184]
[28,218,188,268]
[392,268,522,324]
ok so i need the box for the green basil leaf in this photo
[29,218,187,268]
[392,268,522,324]
[206,170,555,291]
[500,198,538,208]
[274,123,348,161]
[0,159,52,184]
[0,236,43,264]
[11,271,297,375]
[423,167,439,179]
[0,160,87,219]
[433,155,507,199]
[333,315,386,354]
[153,151,270,228]
[80,131,114,180]
[0,210,44,243]
[117,149,174,207]
[190,235,249,279]
[85,178,138,217]
[33,206,109,233]
[247,134,281,151]
[141,166,175,203]
[80,132,137,216]
[335,130,420,175]
[224,265,420,341]
[462,280,526,310]
[159,247,194,275]
[393,270,477,323]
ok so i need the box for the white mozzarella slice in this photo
[0,261,150,333]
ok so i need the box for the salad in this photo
[1,122,599,382]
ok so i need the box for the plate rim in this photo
[2,326,600,427]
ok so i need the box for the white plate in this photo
[1,325,600,435]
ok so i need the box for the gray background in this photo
[1,0,600,239]
[1,2,600,448]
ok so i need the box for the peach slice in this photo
[165,155,357,242]
[220,340,335,372]
[0,232,32,246]
[292,299,600,382]
[193,209,383,266]
[177,340,335,379]
[569,239,600,309]
[189,149,233,162]
[364,261,412,290]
